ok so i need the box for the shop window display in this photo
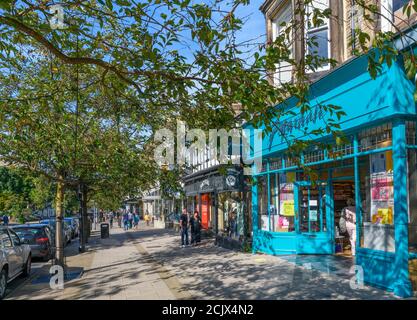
[218,192,242,239]
[359,151,395,252]
[278,172,296,232]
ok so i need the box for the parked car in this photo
[10,224,54,261]
[0,226,32,299]
[39,219,72,246]
[64,217,79,239]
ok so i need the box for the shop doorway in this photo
[332,176,356,258]
[201,193,210,229]
[294,181,333,254]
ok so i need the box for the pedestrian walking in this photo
[133,213,140,230]
[144,212,150,226]
[109,211,114,228]
[117,211,122,228]
[179,209,189,248]
[1,214,9,226]
[190,211,201,246]
[128,211,133,230]
[123,212,129,231]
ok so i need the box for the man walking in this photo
[180,209,189,248]
[123,211,129,231]
[2,214,9,226]
[109,211,114,228]
[128,211,133,230]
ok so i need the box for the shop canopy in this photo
[244,27,417,160]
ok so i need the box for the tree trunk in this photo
[79,183,88,252]
[83,185,90,242]
[55,176,65,267]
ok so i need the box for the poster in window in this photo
[309,210,318,222]
[370,152,394,225]
[282,200,295,216]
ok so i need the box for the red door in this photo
[201,194,210,229]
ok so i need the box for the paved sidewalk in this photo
[129,228,402,300]
[7,224,190,300]
[6,223,409,300]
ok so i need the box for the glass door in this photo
[295,181,333,254]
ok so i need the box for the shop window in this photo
[304,148,325,164]
[358,123,392,152]
[257,175,269,231]
[406,120,416,145]
[269,157,283,170]
[299,184,325,233]
[285,155,299,168]
[359,152,395,252]
[329,136,354,158]
[407,149,417,253]
[272,2,293,86]
[218,192,243,239]
[277,172,296,232]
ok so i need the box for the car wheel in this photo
[22,255,31,277]
[0,269,7,300]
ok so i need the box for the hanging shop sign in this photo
[226,174,237,187]
[184,168,243,195]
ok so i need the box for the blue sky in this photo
[235,0,266,45]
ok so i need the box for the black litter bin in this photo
[100,223,109,239]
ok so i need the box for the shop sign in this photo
[200,179,210,190]
[226,174,237,187]
[268,106,326,149]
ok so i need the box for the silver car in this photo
[0,226,32,299]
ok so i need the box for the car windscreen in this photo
[13,228,44,244]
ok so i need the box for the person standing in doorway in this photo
[179,209,189,248]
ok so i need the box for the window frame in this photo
[271,1,294,85]
[305,0,331,73]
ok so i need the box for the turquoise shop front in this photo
[245,48,417,297]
